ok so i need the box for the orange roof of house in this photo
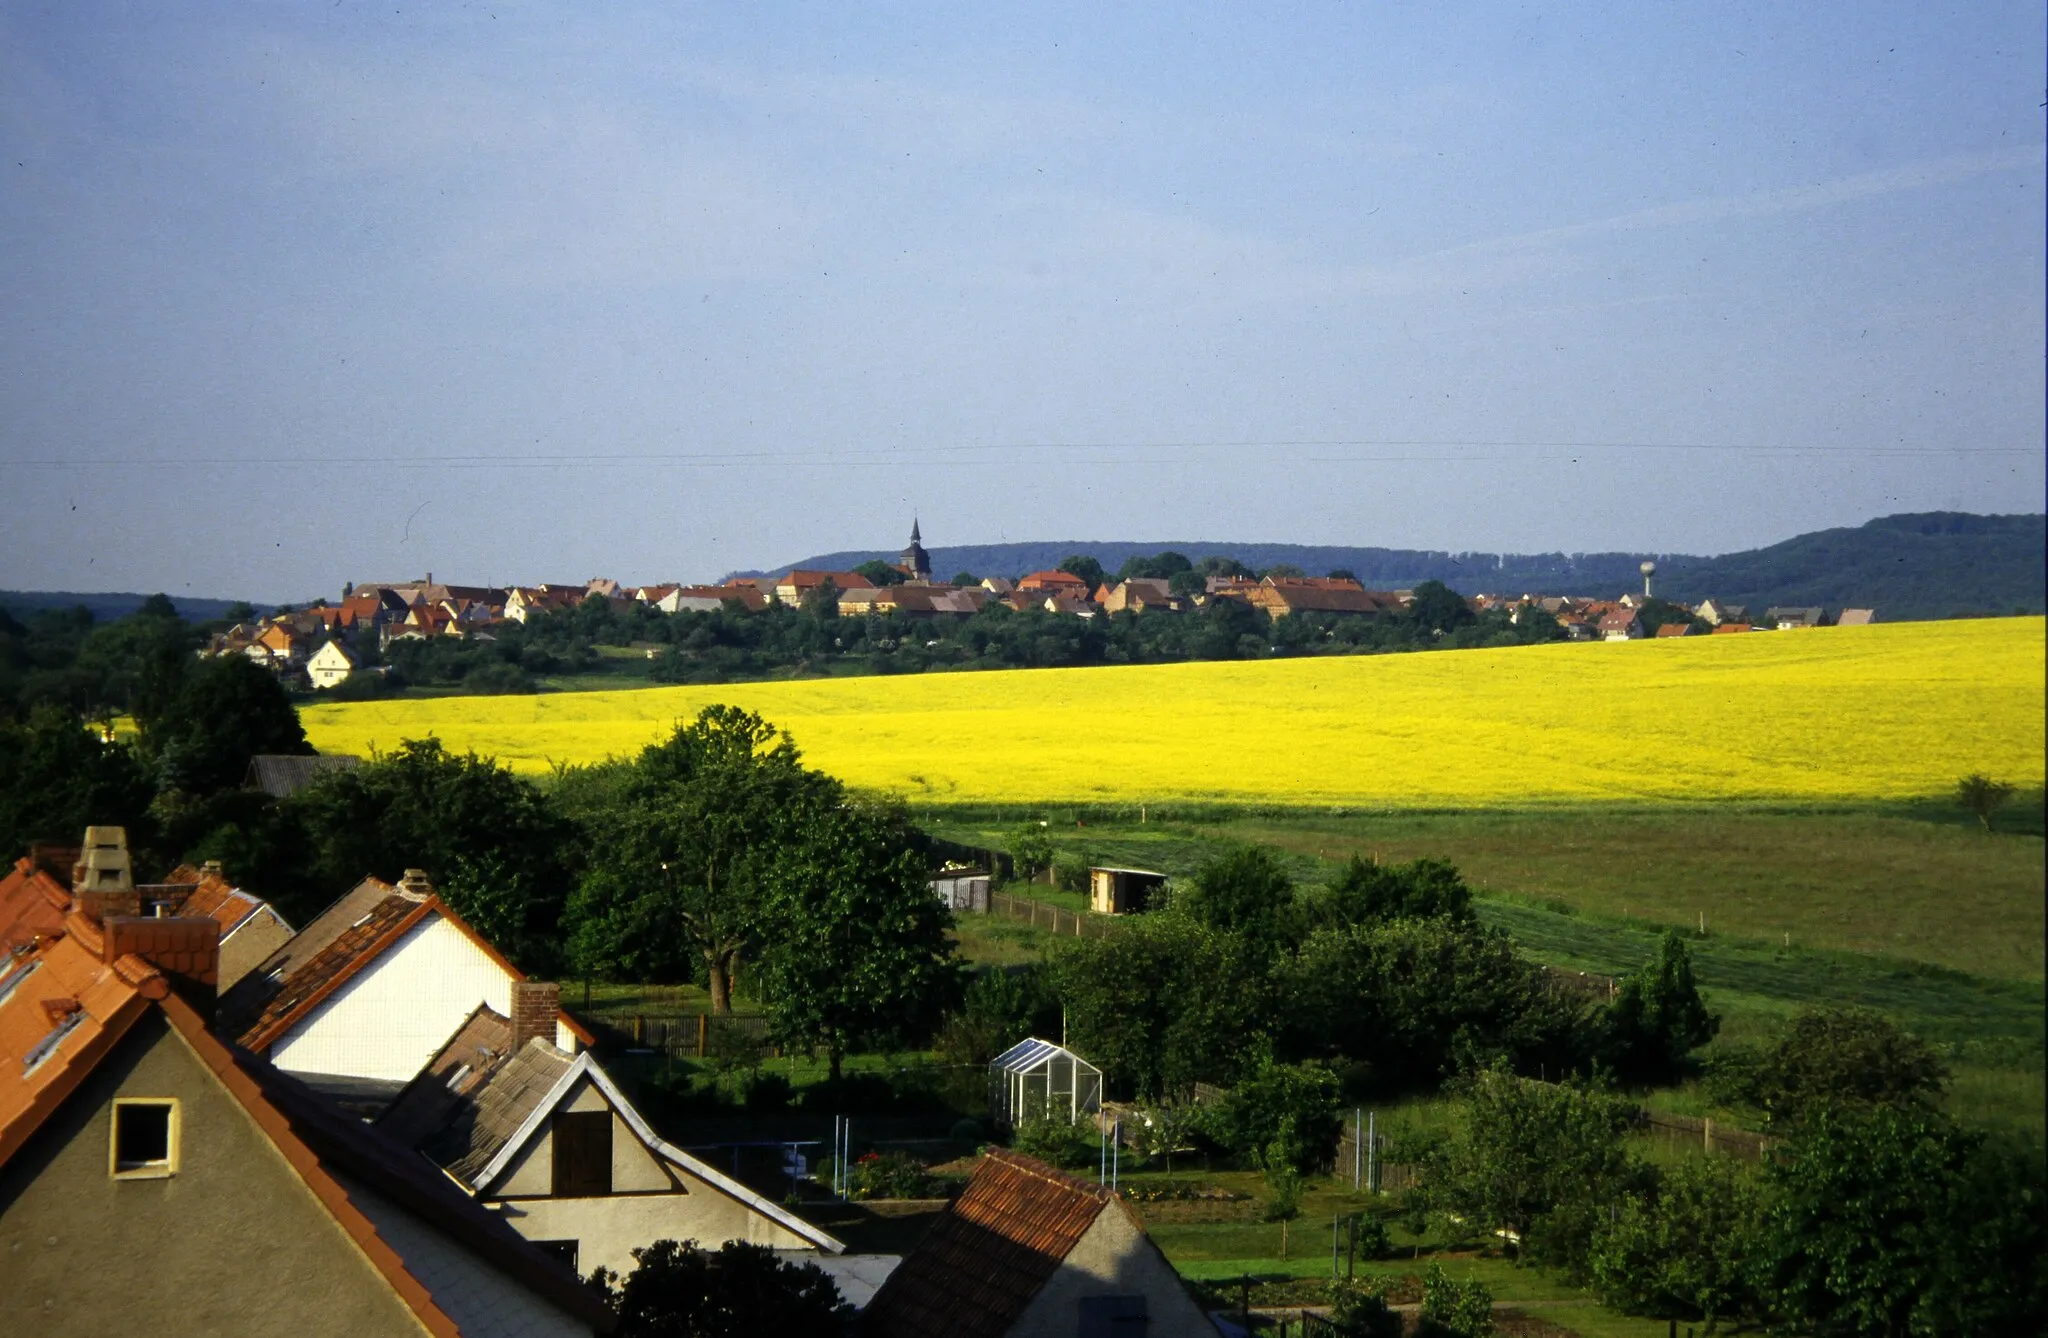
[1712,622,1754,634]
[863,1149,1126,1338]
[776,569,876,591]
[162,865,271,939]
[0,920,613,1335]
[1655,623,1693,637]
[0,857,72,952]
[1016,570,1090,590]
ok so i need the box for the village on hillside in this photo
[209,525,1879,690]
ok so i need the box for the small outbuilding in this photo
[989,1037,1102,1128]
[931,865,992,914]
[1088,866,1168,916]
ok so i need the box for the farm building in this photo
[931,865,991,913]
[990,1038,1102,1128]
[1088,866,1168,916]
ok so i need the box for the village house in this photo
[1247,581,1394,620]
[839,584,988,619]
[773,570,875,606]
[861,1148,1216,1338]
[1836,608,1877,626]
[1694,598,1746,626]
[1015,570,1093,599]
[1712,622,1755,635]
[1655,623,1694,638]
[217,871,591,1107]
[308,638,357,688]
[1096,579,1180,615]
[0,904,612,1337]
[1766,606,1829,630]
[375,997,842,1276]
[1598,610,1645,641]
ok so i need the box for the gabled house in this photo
[1654,623,1694,638]
[1712,622,1755,635]
[1015,570,1092,598]
[1695,599,1746,627]
[1598,610,1644,641]
[377,999,842,1275]
[218,872,592,1105]
[1247,583,1391,619]
[308,638,358,688]
[1767,606,1828,630]
[0,907,612,1336]
[251,620,309,665]
[773,570,875,606]
[1098,579,1180,615]
[1836,608,1877,626]
[861,1148,1216,1338]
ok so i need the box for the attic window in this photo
[110,1099,179,1179]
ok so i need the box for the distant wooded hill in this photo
[0,591,246,623]
[768,512,2046,621]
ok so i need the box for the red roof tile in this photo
[0,857,71,952]
[863,1149,1119,1338]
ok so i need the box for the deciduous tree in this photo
[754,797,961,1082]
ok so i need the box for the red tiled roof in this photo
[162,864,268,938]
[227,887,594,1054]
[234,889,434,1052]
[0,857,71,952]
[862,1149,1120,1338]
[1016,570,1090,591]
[1655,623,1693,637]
[0,923,613,1335]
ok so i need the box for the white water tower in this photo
[1640,560,1656,600]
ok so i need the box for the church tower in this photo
[899,520,932,582]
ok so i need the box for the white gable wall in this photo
[271,913,515,1082]
[1004,1204,1218,1338]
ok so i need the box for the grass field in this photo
[303,617,2045,807]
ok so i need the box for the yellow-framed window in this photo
[109,1098,179,1179]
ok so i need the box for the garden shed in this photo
[1088,866,1168,915]
[929,865,991,913]
[989,1038,1102,1128]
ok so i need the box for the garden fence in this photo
[989,891,1112,939]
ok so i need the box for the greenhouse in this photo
[988,1037,1102,1128]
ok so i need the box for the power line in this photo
[2,438,2036,469]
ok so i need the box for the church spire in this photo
[910,518,922,544]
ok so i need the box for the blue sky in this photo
[2,2,2041,599]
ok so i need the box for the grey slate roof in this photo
[382,1014,577,1189]
[246,752,362,798]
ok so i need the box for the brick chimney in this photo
[397,868,435,900]
[103,915,221,1019]
[509,981,561,1052]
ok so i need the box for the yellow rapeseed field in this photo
[301,617,2045,807]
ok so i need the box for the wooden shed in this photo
[930,866,991,914]
[1088,866,1168,916]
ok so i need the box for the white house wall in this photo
[1003,1206,1217,1338]
[270,913,515,1082]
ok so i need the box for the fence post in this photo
[1352,1108,1362,1190]
[697,1013,708,1058]
[1368,1110,1378,1192]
